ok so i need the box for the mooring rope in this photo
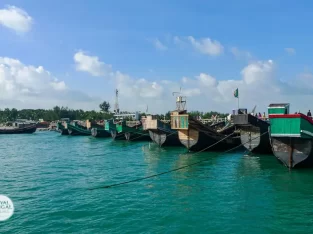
[153,130,178,146]
[126,126,177,142]
[101,131,159,155]
[89,131,268,190]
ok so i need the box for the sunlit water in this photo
[1,131,313,233]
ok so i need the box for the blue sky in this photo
[1,1,313,113]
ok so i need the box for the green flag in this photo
[234,88,239,98]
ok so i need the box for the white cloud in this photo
[187,36,224,56]
[73,50,313,114]
[196,73,217,87]
[182,88,201,97]
[74,51,112,77]
[230,47,252,60]
[152,38,167,51]
[115,71,164,98]
[241,60,274,84]
[285,47,296,55]
[0,5,32,33]
[0,57,101,110]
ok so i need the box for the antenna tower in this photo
[114,89,120,114]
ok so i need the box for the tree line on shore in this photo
[0,101,229,122]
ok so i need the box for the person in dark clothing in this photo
[307,110,312,117]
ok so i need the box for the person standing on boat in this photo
[307,110,312,117]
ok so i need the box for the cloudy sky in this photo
[1,1,313,114]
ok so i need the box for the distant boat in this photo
[0,119,37,134]
[91,122,111,138]
[105,119,125,140]
[67,119,104,136]
[56,120,69,135]
[105,111,149,141]
[115,120,151,141]
[142,115,181,147]
[68,120,92,136]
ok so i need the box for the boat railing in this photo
[159,118,226,124]
[125,121,141,126]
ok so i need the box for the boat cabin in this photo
[238,108,247,115]
[113,112,141,121]
[170,110,188,129]
[268,103,290,115]
[141,115,157,130]
[6,119,36,128]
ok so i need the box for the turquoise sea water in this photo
[1,131,313,233]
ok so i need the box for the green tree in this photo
[99,101,110,112]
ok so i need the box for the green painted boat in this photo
[105,119,125,140]
[91,128,111,137]
[56,121,69,135]
[116,120,151,141]
[268,103,313,168]
[68,121,91,136]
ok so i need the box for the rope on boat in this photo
[129,129,177,142]
[103,131,179,156]
[89,131,269,190]
[126,131,150,141]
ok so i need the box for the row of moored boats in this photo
[55,98,313,169]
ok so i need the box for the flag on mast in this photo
[234,88,239,98]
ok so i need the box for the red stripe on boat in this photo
[269,114,313,125]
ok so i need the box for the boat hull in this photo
[149,130,181,147]
[178,128,241,152]
[110,129,126,140]
[60,129,69,135]
[56,122,69,135]
[270,137,313,168]
[91,128,111,138]
[0,125,37,134]
[115,120,150,141]
[240,126,272,154]
[124,131,151,141]
[68,124,91,136]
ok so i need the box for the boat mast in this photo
[172,87,186,111]
[114,89,120,114]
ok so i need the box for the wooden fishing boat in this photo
[233,108,272,154]
[56,121,69,135]
[104,119,125,140]
[0,119,37,134]
[142,115,181,147]
[67,120,92,136]
[170,96,241,152]
[171,111,241,151]
[116,120,151,141]
[68,122,91,136]
[91,128,111,137]
[268,103,313,168]
[68,119,105,136]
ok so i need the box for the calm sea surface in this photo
[1,131,313,233]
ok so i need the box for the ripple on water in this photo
[1,132,313,233]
